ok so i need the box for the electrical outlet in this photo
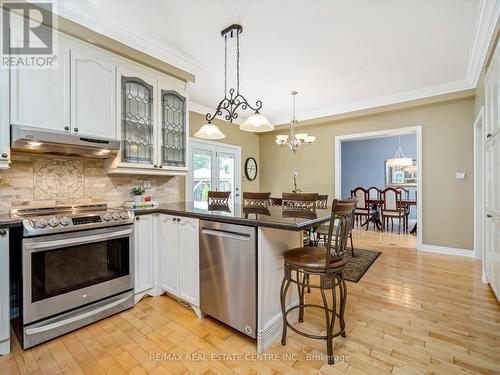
[455,172,466,180]
[143,180,152,189]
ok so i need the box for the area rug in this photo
[343,248,381,282]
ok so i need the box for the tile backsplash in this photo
[0,153,180,212]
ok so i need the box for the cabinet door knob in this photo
[0,230,6,236]
[153,164,157,168]
[487,133,492,138]
[74,128,79,132]
[159,165,163,168]
[1,153,7,158]
[487,214,493,218]
[64,126,69,131]
[136,216,140,221]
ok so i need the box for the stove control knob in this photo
[35,219,47,228]
[112,213,120,220]
[119,212,129,220]
[48,218,59,227]
[59,217,70,226]
[103,213,112,221]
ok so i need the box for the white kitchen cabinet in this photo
[0,229,9,355]
[10,41,70,133]
[70,49,116,138]
[134,214,155,296]
[158,214,200,314]
[106,71,189,176]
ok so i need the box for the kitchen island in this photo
[135,202,331,352]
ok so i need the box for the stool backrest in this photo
[282,193,318,211]
[243,192,271,208]
[207,191,231,210]
[316,195,329,209]
[325,199,356,273]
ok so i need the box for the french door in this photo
[187,140,241,209]
[485,40,500,302]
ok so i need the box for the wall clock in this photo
[244,157,258,181]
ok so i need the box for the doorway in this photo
[187,139,241,208]
[334,126,422,249]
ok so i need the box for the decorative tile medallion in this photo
[34,159,84,199]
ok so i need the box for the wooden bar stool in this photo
[280,199,355,365]
[243,192,271,208]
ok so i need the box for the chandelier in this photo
[195,24,273,140]
[275,91,315,152]
[386,136,412,168]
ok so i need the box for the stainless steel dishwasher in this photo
[199,220,257,338]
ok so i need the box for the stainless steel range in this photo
[10,204,135,349]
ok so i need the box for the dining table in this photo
[363,198,417,232]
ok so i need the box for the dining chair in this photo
[243,192,271,208]
[280,199,355,364]
[350,187,370,226]
[396,187,410,200]
[367,187,381,201]
[207,191,231,210]
[381,187,406,233]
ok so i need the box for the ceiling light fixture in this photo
[275,91,315,152]
[386,136,412,167]
[196,24,273,140]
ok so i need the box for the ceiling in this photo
[58,0,496,125]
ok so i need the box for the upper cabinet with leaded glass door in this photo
[106,67,189,176]
[157,77,188,172]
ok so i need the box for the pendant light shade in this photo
[387,137,412,167]
[239,112,274,132]
[194,122,225,140]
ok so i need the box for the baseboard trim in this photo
[257,304,298,353]
[418,244,475,257]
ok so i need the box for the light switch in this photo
[455,172,466,180]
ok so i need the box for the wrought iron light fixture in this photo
[275,91,315,152]
[386,136,412,168]
[195,24,273,140]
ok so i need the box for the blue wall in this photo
[341,134,417,218]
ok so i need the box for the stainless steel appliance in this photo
[10,204,134,349]
[11,125,120,158]
[199,220,256,338]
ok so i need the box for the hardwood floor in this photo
[2,228,500,374]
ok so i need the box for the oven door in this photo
[22,225,134,324]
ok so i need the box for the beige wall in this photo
[179,111,261,201]
[259,98,475,250]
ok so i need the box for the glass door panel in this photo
[218,152,236,206]
[121,77,154,164]
[189,141,241,207]
[192,148,213,209]
[160,90,186,167]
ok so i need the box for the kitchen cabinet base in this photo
[0,338,9,355]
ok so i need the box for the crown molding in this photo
[270,79,472,125]
[465,0,500,86]
[55,2,200,77]
[189,101,246,125]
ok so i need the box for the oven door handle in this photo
[23,228,133,252]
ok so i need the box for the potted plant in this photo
[130,186,145,203]
[291,172,301,193]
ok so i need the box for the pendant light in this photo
[386,136,412,167]
[196,24,273,140]
[275,91,315,152]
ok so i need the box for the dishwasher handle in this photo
[201,228,251,242]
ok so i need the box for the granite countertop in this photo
[0,213,22,228]
[134,202,331,231]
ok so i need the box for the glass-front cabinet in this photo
[107,68,188,175]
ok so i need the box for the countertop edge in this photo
[134,208,329,231]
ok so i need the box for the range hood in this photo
[11,125,120,159]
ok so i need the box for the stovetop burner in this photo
[11,204,134,236]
